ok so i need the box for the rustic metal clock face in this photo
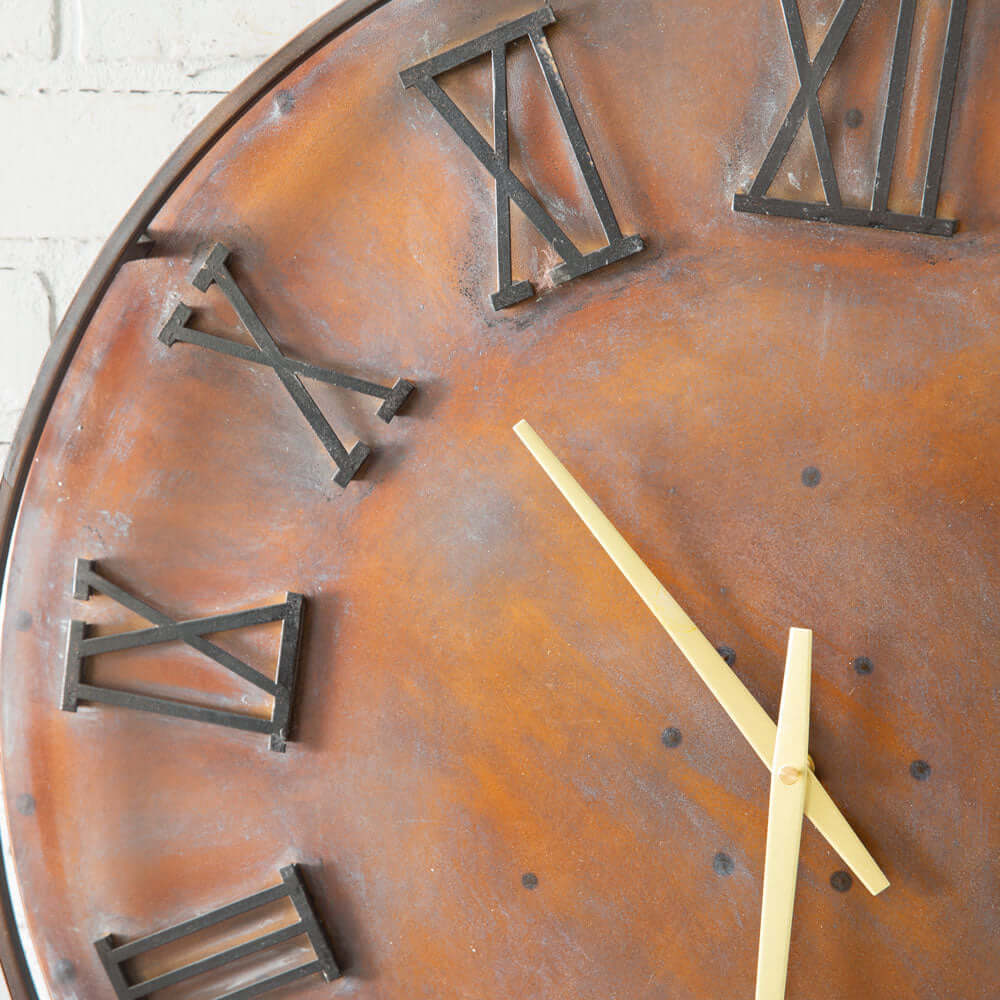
[0,2,996,999]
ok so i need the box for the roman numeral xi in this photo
[160,244,415,487]
[62,559,304,751]
[401,6,643,310]
[734,0,967,236]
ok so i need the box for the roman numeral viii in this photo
[62,559,304,751]
[400,6,644,310]
[160,244,415,487]
[95,864,339,1000]
[734,0,967,236]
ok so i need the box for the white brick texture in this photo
[0,270,50,444]
[0,1,56,61]
[0,90,222,240]
[81,2,334,66]
[0,1,331,462]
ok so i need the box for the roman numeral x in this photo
[159,243,414,487]
[734,0,966,236]
[400,6,643,310]
[62,559,304,751]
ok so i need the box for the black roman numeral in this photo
[159,243,414,487]
[95,864,339,1000]
[62,559,303,752]
[400,6,644,310]
[734,0,967,236]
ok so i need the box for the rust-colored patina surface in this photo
[0,2,997,998]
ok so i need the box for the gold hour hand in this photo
[514,419,889,895]
[756,628,812,1000]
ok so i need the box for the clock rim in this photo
[0,2,993,995]
[0,3,386,996]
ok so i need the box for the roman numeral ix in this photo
[62,559,303,752]
[400,6,644,310]
[734,0,967,236]
[159,243,415,487]
[95,864,339,1000]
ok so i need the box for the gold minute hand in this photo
[514,419,889,895]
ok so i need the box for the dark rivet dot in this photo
[14,611,32,631]
[845,108,863,128]
[53,960,76,982]
[14,794,35,816]
[852,656,873,676]
[713,852,735,876]
[660,727,682,748]
[716,645,736,667]
[910,759,931,781]
[830,870,853,892]
[521,872,538,890]
[801,466,822,488]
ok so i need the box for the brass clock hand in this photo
[514,419,889,895]
[755,628,812,1000]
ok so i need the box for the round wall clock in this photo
[0,2,996,999]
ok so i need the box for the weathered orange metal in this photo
[0,2,996,998]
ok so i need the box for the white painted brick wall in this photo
[0,92,222,240]
[0,271,51,445]
[0,0,334,471]
[0,2,56,61]
[82,2,339,66]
